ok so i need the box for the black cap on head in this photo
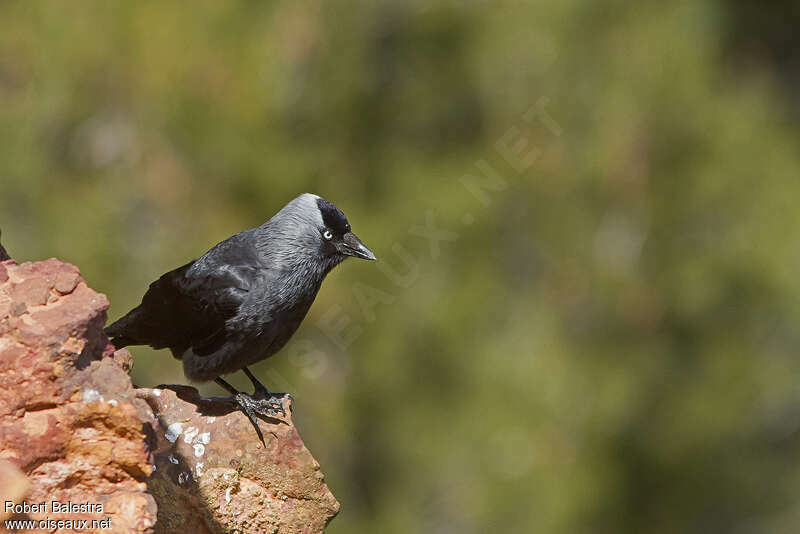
[317,198,351,236]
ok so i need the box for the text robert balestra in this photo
[4,500,104,514]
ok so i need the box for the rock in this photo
[0,460,29,521]
[0,258,157,533]
[139,386,340,534]
[0,258,339,533]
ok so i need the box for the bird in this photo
[0,228,10,261]
[105,193,376,441]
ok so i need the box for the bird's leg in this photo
[242,367,293,402]
[242,367,270,397]
[215,377,267,444]
[214,375,290,444]
[241,367,292,415]
[214,377,239,396]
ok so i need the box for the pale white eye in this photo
[322,229,333,240]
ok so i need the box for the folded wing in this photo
[105,233,262,358]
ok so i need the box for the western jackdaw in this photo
[105,193,376,440]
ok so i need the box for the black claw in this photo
[228,391,291,444]
[216,372,291,443]
[234,393,267,444]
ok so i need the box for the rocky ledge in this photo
[0,256,339,533]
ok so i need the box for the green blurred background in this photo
[2,1,800,532]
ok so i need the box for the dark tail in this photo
[0,228,10,261]
[107,333,137,350]
[105,312,140,350]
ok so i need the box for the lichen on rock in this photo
[139,386,339,534]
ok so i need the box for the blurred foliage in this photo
[2,1,800,533]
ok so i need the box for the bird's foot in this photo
[243,389,290,417]
[230,391,292,445]
[242,367,292,406]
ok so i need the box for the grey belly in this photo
[183,298,314,381]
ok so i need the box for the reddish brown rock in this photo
[0,258,339,533]
[137,386,339,534]
[0,460,29,521]
[0,258,157,533]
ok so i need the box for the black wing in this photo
[106,231,261,356]
[175,261,258,356]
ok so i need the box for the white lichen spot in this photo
[225,487,232,504]
[168,454,179,465]
[193,444,205,457]
[195,462,204,477]
[183,426,199,444]
[82,389,104,403]
[165,422,183,443]
[177,471,191,485]
[207,416,216,424]
[198,432,211,445]
[107,399,118,406]
[152,388,162,397]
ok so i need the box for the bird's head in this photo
[267,194,376,271]
[313,196,377,262]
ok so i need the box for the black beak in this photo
[340,232,377,261]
